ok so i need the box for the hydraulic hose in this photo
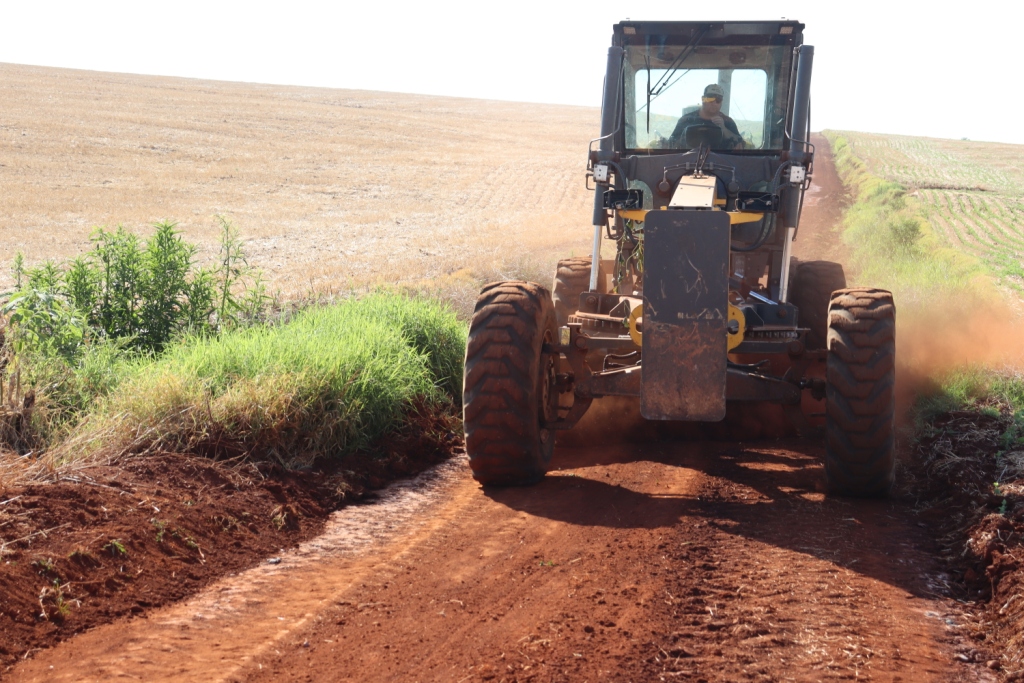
[730,213,776,253]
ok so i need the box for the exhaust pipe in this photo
[782,45,813,232]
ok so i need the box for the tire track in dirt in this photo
[6,445,987,682]
[233,441,984,683]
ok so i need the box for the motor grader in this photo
[462,20,896,497]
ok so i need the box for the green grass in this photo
[914,367,1024,422]
[14,337,136,447]
[0,219,469,485]
[61,292,466,467]
[1,223,466,467]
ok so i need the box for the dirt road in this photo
[7,443,978,682]
[4,138,990,682]
[791,134,850,266]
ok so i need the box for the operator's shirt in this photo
[670,107,742,148]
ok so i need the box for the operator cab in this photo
[617,21,802,154]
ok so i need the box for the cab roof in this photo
[613,21,804,48]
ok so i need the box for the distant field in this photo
[0,64,598,300]
[632,112,763,149]
[832,131,1024,290]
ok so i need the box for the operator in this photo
[670,84,745,150]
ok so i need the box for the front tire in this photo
[463,282,559,486]
[825,288,896,497]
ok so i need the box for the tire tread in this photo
[790,260,847,350]
[552,257,591,328]
[463,281,556,486]
[825,287,897,497]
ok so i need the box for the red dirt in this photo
[0,408,458,673]
[5,441,989,683]
[0,136,997,682]
[792,134,852,266]
[0,454,335,668]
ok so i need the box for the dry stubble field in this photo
[0,63,597,305]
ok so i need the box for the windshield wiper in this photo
[650,25,710,96]
[645,55,651,133]
[640,24,712,123]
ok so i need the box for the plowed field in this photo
[0,62,594,302]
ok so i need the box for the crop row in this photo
[836,132,1024,195]
[835,131,1024,291]
[922,189,1024,287]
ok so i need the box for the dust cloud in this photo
[895,299,1024,416]
[556,396,661,447]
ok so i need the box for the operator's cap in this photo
[703,84,725,98]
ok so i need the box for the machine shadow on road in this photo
[483,435,940,598]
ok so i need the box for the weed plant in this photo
[6,218,262,360]
[1,218,268,448]
[103,539,128,557]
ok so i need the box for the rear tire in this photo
[463,281,559,486]
[791,260,846,350]
[825,288,896,497]
[552,257,592,328]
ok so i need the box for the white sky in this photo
[1,0,1023,144]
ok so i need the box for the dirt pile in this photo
[0,453,338,669]
[912,408,1024,676]
[0,407,460,670]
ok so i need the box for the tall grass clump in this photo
[81,293,466,467]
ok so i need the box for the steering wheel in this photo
[683,123,724,149]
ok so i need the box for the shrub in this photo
[6,218,268,362]
[1,219,269,449]
[4,290,87,363]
